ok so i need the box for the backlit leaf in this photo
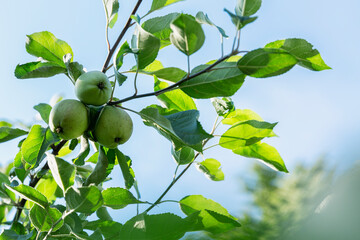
[14,62,66,79]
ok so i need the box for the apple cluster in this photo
[49,71,133,149]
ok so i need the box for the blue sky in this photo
[1,0,360,222]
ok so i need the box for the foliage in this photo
[0,0,329,239]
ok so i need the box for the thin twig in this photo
[109,50,239,105]
[101,0,144,73]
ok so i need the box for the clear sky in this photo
[1,0,359,222]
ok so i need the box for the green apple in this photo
[93,106,133,148]
[75,71,112,106]
[49,99,89,140]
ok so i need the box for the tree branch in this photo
[13,140,67,222]
[109,50,238,105]
[101,0,144,73]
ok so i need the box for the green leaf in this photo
[102,187,141,209]
[96,207,112,221]
[21,125,58,167]
[149,0,184,13]
[224,9,258,29]
[220,120,277,149]
[233,142,288,172]
[196,12,228,38]
[222,109,264,125]
[29,204,63,232]
[0,121,12,127]
[132,25,160,70]
[72,136,90,166]
[140,108,211,151]
[114,68,128,86]
[154,76,196,112]
[83,220,122,239]
[103,0,119,28]
[34,103,52,124]
[235,0,262,16]
[170,14,205,56]
[180,195,241,234]
[65,186,103,214]
[66,61,85,82]
[119,213,193,240]
[0,230,34,240]
[5,184,49,208]
[137,66,187,82]
[14,62,66,79]
[142,13,180,49]
[35,177,60,203]
[116,150,135,189]
[0,127,27,143]
[165,110,212,147]
[237,48,298,78]
[85,147,116,186]
[114,41,133,70]
[180,61,245,99]
[197,158,224,181]
[171,146,195,165]
[211,97,235,117]
[46,153,75,192]
[26,31,73,67]
[265,38,331,71]
[0,172,11,199]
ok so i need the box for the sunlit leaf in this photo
[265,38,331,71]
[14,62,66,79]
[197,158,224,181]
[29,204,63,232]
[65,186,103,214]
[170,14,205,56]
[5,184,49,209]
[102,187,142,209]
[0,127,27,143]
[26,31,73,67]
[47,153,75,192]
[233,142,288,172]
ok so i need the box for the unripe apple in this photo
[93,106,133,149]
[49,99,89,140]
[75,71,112,106]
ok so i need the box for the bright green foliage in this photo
[132,25,160,69]
[171,146,195,165]
[197,158,225,181]
[29,205,63,232]
[233,142,288,172]
[220,120,277,149]
[47,153,75,192]
[154,76,197,112]
[180,195,241,234]
[65,186,103,214]
[14,61,66,79]
[237,48,298,78]
[119,213,194,240]
[149,0,184,13]
[33,103,52,124]
[5,184,49,208]
[0,127,27,143]
[21,126,58,168]
[25,31,73,67]
[265,38,331,71]
[142,13,180,48]
[180,61,245,99]
[170,14,205,56]
[1,1,331,239]
[102,187,142,209]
